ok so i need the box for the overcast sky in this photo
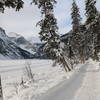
[0,0,100,38]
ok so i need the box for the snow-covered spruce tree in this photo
[85,0,97,24]
[32,0,72,72]
[71,0,81,33]
[85,0,99,60]
[71,0,85,63]
[0,0,24,13]
[96,13,100,55]
[90,12,100,61]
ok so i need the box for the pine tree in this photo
[96,13,100,54]
[85,0,97,24]
[71,0,81,33]
[0,0,24,13]
[85,0,99,60]
[91,12,100,61]
[32,0,72,71]
[71,0,85,63]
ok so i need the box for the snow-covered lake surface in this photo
[0,59,74,100]
[0,60,52,73]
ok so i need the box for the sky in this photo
[0,0,100,38]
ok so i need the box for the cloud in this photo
[0,0,41,38]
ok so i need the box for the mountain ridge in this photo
[0,27,34,59]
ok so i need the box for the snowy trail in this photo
[38,61,100,100]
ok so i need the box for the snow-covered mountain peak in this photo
[8,32,21,38]
[0,27,7,38]
[0,28,34,59]
[27,36,41,44]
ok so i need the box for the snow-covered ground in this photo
[38,60,100,100]
[0,60,76,100]
[1,59,98,100]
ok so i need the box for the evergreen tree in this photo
[85,0,99,60]
[71,0,85,63]
[32,0,72,71]
[71,0,81,33]
[90,12,100,61]
[0,0,24,13]
[96,13,100,54]
[85,0,97,24]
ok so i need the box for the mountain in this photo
[7,32,48,59]
[7,32,49,59]
[27,36,41,44]
[0,27,34,59]
[8,32,36,54]
[33,43,49,59]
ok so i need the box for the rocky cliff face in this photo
[0,28,34,59]
[8,32,36,54]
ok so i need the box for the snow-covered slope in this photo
[8,32,35,54]
[27,36,41,44]
[0,28,34,59]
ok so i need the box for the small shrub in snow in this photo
[13,82,19,95]
[23,61,35,83]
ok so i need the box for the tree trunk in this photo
[61,56,72,72]
[80,47,85,63]
[93,48,99,61]
[0,76,3,100]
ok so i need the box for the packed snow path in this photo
[39,61,100,100]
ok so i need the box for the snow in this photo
[7,32,36,55]
[0,59,99,100]
[38,59,100,100]
[7,32,21,38]
[27,37,41,44]
[72,60,100,100]
[0,60,75,100]
[0,27,8,40]
[0,28,34,59]
[19,44,35,54]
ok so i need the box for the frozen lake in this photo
[0,59,52,73]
